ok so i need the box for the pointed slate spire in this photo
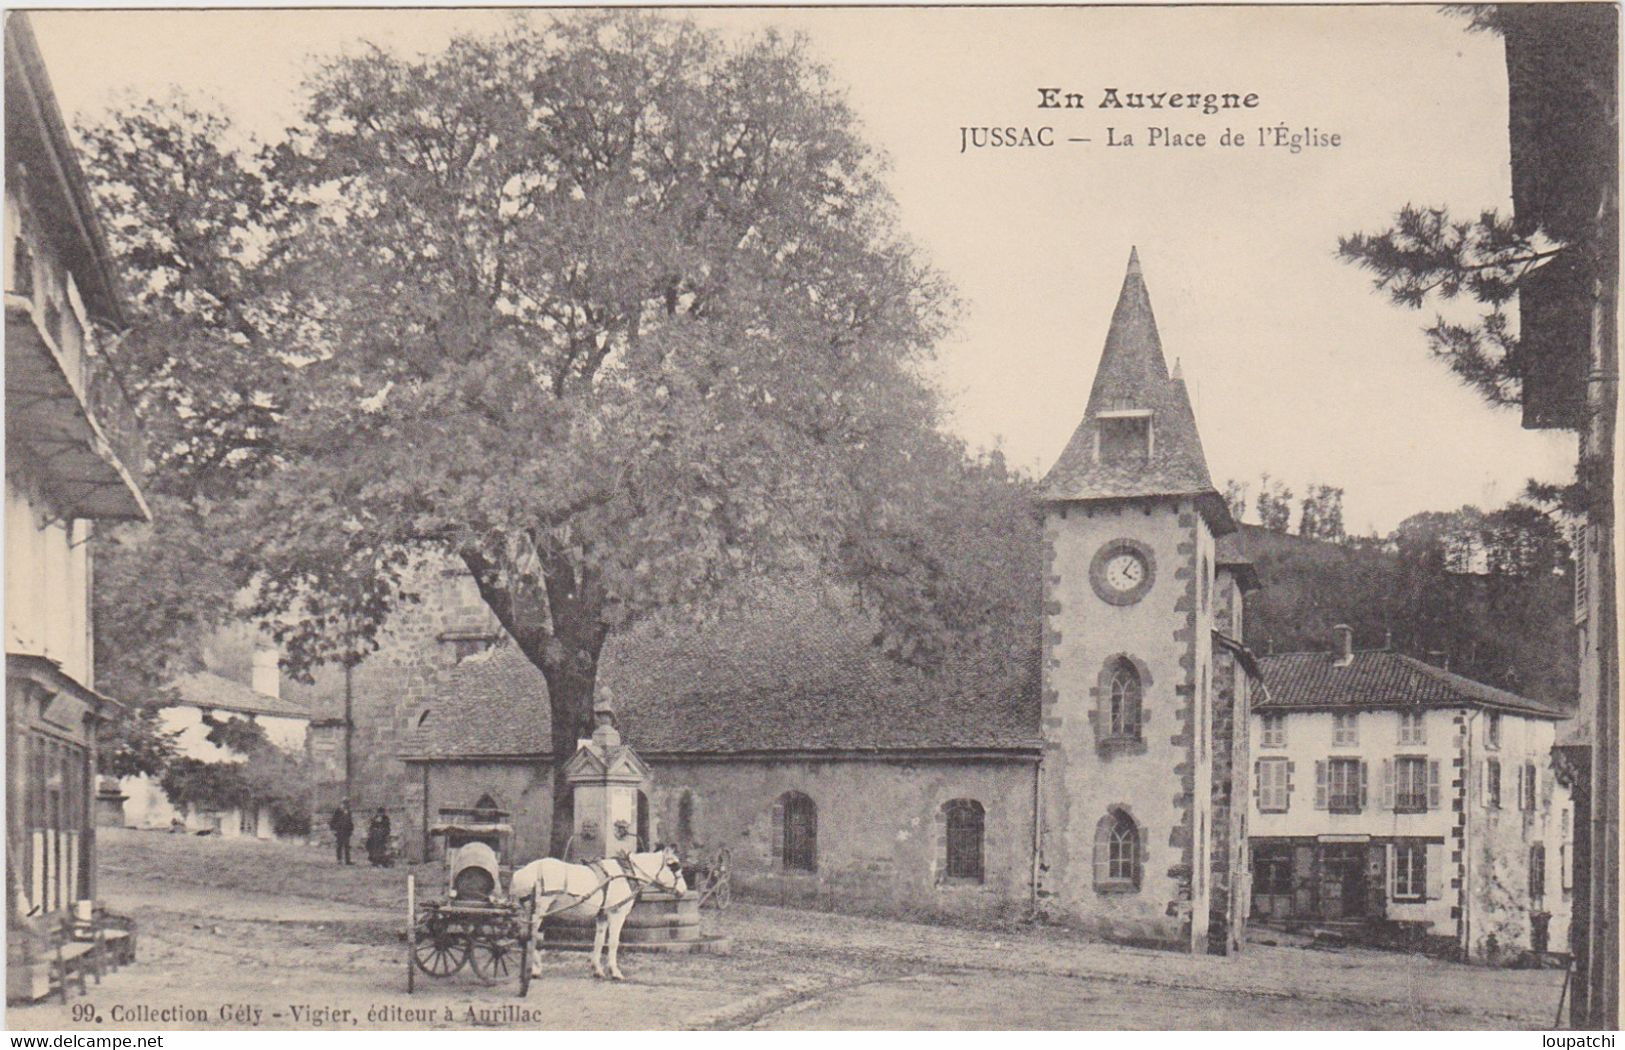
[1040,249,1234,534]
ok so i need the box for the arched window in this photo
[1108,660,1142,739]
[778,792,817,872]
[1093,808,1142,892]
[943,799,985,882]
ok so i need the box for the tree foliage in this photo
[81,13,1009,852]
[1337,205,1558,408]
[1297,484,1346,544]
[98,705,180,780]
[203,715,270,756]
[1243,493,1575,704]
[1254,473,1295,533]
[80,96,300,708]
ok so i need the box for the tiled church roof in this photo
[1257,649,1570,718]
[1039,249,1234,534]
[404,586,1042,760]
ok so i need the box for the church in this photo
[399,249,1262,955]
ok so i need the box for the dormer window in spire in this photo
[1096,409,1153,465]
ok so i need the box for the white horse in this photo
[510,846,685,981]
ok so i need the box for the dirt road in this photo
[6,829,1565,1030]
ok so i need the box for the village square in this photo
[5,4,1617,1032]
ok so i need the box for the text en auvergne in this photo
[1038,87,1261,114]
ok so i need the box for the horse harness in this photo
[534,854,661,920]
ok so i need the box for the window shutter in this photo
[1386,843,1396,900]
[1517,766,1526,812]
[1315,761,1327,810]
[1285,761,1294,812]
[1358,761,1369,811]
[1382,759,1395,811]
[1253,760,1261,806]
[1428,760,1441,809]
[1426,843,1444,900]
[1481,760,1489,805]
[1417,715,1426,746]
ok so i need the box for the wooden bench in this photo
[7,905,136,1003]
[9,913,91,1003]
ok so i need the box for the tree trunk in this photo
[461,548,610,858]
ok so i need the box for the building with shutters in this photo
[5,10,149,998]
[1249,625,1572,961]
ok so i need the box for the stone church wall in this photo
[413,754,1038,922]
[643,757,1037,922]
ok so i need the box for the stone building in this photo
[402,585,1041,925]
[398,251,1260,951]
[5,10,149,998]
[1249,626,1572,961]
[296,564,502,833]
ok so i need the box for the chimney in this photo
[251,647,281,699]
[1331,624,1354,667]
[1383,627,1394,651]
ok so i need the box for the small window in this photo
[1393,841,1426,901]
[1327,757,1363,813]
[1530,843,1546,902]
[1398,710,1425,746]
[1486,712,1502,750]
[1107,660,1142,740]
[1258,757,1290,812]
[1561,843,1573,891]
[1520,763,1538,813]
[1260,712,1286,748]
[943,799,985,883]
[1485,758,1502,809]
[1098,415,1151,464]
[1333,713,1359,747]
[1093,808,1142,892]
[779,792,817,872]
[1394,757,1429,813]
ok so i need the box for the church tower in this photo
[1037,249,1236,951]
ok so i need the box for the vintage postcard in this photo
[4,2,1618,1033]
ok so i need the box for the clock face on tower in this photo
[1089,539,1156,605]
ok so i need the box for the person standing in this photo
[366,807,392,866]
[329,803,353,865]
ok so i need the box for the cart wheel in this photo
[468,933,519,985]
[715,848,732,911]
[412,911,469,977]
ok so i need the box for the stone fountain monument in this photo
[542,689,721,951]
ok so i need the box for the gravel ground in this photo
[5,828,1565,1031]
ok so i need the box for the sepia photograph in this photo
[3,1,1618,1033]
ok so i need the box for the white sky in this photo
[29,5,1577,535]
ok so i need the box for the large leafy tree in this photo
[85,14,1001,852]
